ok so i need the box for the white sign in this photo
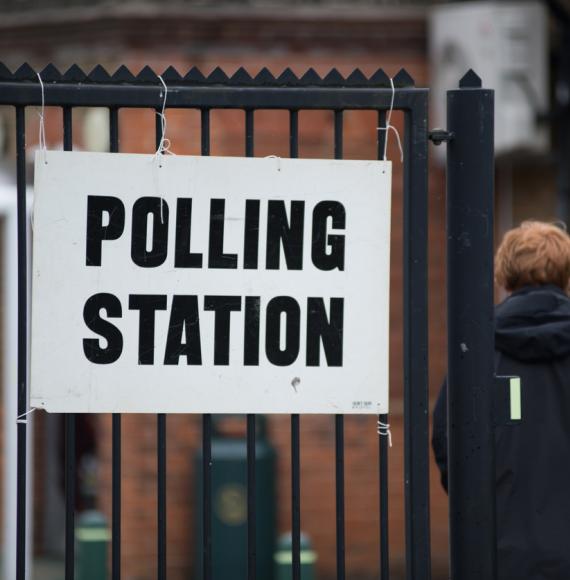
[31,151,391,414]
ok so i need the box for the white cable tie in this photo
[17,407,37,425]
[377,420,393,448]
[377,76,404,163]
[36,72,47,165]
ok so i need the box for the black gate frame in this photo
[0,62,495,580]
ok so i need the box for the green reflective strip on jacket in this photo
[510,377,522,421]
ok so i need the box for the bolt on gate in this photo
[0,63,495,580]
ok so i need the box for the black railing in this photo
[0,62,431,580]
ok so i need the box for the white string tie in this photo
[377,420,393,448]
[154,75,175,163]
[17,407,37,425]
[378,77,403,163]
[37,72,47,165]
[264,155,282,171]
[153,75,175,223]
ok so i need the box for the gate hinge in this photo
[428,128,454,145]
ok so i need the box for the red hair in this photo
[495,221,570,292]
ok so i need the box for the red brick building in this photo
[0,1,561,579]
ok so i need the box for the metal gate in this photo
[0,62,495,580]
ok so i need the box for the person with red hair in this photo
[433,221,570,580]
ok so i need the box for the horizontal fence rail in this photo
[0,62,430,580]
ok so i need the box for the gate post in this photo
[446,70,496,580]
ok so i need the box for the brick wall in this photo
[0,7,449,578]
[90,58,447,580]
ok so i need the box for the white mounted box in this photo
[429,1,549,158]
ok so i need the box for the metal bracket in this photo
[428,128,454,145]
[493,375,522,426]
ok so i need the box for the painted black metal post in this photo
[446,70,496,580]
[15,105,27,580]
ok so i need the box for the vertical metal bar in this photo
[447,73,496,580]
[15,105,27,580]
[202,415,212,580]
[333,110,346,580]
[63,106,73,151]
[245,109,254,157]
[157,414,166,580]
[201,109,211,157]
[335,415,345,580]
[291,415,301,580]
[155,107,163,152]
[245,108,257,580]
[377,110,387,161]
[111,415,121,576]
[290,110,299,159]
[64,414,76,580]
[377,109,390,580]
[62,106,77,580]
[247,413,256,580]
[110,107,119,151]
[289,109,301,580]
[403,94,431,580]
[334,109,343,160]
[109,106,122,580]
[201,108,213,580]
[155,109,167,580]
[379,412,390,580]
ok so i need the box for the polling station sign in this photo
[30,151,391,414]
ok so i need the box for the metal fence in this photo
[0,62,495,580]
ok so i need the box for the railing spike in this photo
[300,68,322,85]
[112,65,136,83]
[63,65,87,82]
[393,68,415,88]
[368,69,391,87]
[15,63,36,81]
[323,69,346,86]
[184,66,206,83]
[277,68,299,85]
[254,67,276,84]
[346,69,368,86]
[459,69,482,88]
[88,65,111,83]
[0,62,14,81]
[207,67,229,84]
[230,67,253,85]
[136,65,159,83]
[161,66,182,83]
[39,64,62,82]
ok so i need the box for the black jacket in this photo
[433,285,570,580]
